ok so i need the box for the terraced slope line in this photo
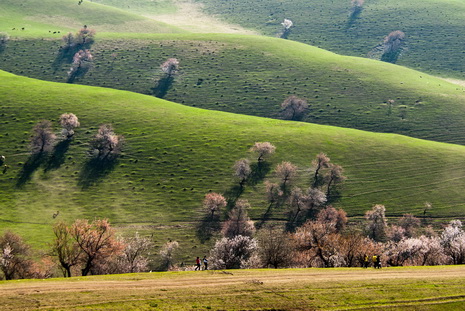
[0,0,184,38]
[197,0,465,79]
[2,70,465,247]
[2,34,465,145]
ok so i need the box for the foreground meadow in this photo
[1,266,465,310]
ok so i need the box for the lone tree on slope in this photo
[280,95,308,121]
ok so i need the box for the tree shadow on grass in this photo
[151,76,174,99]
[16,153,47,188]
[346,7,363,29]
[52,47,75,73]
[44,140,71,172]
[196,214,221,244]
[247,162,271,186]
[224,184,244,210]
[78,157,118,189]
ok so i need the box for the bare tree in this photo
[233,158,251,188]
[280,96,308,120]
[74,26,96,47]
[30,120,56,155]
[59,113,80,139]
[381,30,406,63]
[161,58,180,78]
[257,225,293,268]
[289,187,305,221]
[365,204,388,242]
[280,18,293,39]
[61,32,75,50]
[275,161,297,188]
[311,153,330,188]
[89,124,123,161]
[265,181,283,206]
[290,187,327,223]
[250,142,276,163]
[324,163,346,200]
[292,220,338,267]
[159,240,179,271]
[203,192,227,217]
[61,26,95,53]
[222,200,255,238]
[316,206,347,233]
[70,219,124,276]
[51,222,82,277]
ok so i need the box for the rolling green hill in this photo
[197,0,465,79]
[2,70,465,252]
[1,34,465,146]
[0,0,183,37]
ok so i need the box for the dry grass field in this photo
[1,266,465,310]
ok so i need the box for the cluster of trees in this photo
[29,114,122,161]
[207,203,465,270]
[0,219,154,279]
[60,26,96,83]
[3,205,465,280]
[61,26,95,52]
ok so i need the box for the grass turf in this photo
[197,0,465,79]
[0,0,183,38]
[2,70,465,254]
[1,34,465,146]
[1,266,465,310]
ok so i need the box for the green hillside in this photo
[197,0,465,79]
[1,34,465,145]
[0,0,183,37]
[2,70,465,251]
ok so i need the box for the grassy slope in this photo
[1,34,465,145]
[0,0,183,38]
[1,266,465,310]
[2,70,465,250]
[197,0,465,79]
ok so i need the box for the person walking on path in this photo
[363,255,369,268]
[195,257,201,270]
[375,255,381,269]
[203,256,208,270]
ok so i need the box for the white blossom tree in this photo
[89,124,123,160]
[59,113,80,139]
[233,158,251,188]
[250,142,276,163]
[209,235,258,269]
[203,192,227,217]
[365,204,388,242]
